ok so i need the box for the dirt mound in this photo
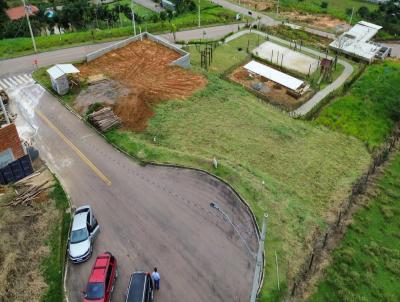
[79,39,207,131]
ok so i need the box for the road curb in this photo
[36,80,266,297]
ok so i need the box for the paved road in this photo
[0,24,244,78]
[7,80,258,302]
[225,30,353,116]
[133,0,164,13]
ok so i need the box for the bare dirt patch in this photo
[74,79,130,114]
[230,66,312,110]
[0,169,58,302]
[280,11,350,32]
[79,39,207,131]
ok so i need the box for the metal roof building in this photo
[244,61,305,92]
[329,21,391,63]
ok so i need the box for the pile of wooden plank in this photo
[4,181,50,207]
[88,107,121,132]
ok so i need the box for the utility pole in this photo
[198,0,201,27]
[250,213,268,302]
[276,0,279,15]
[131,0,136,35]
[22,0,37,53]
[349,7,355,25]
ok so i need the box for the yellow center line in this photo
[35,109,112,186]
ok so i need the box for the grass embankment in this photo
[309,152,400,302]
[0,176,71,302]
[105,71,370,300]
[315,61,400,151]
[0,0,236,59]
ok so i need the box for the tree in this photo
[320,2,328,9]
[357,6,370,18]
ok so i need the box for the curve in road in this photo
[9,81,259,302]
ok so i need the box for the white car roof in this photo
[72,212,88,231]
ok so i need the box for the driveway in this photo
[8,81,259,302]
[133,0,163,13]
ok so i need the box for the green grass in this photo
[278,0,378,22]
[309,151,400,302]
[0,0,236,59]
[41,180,71,302]
[104,71,370,300]
[315,61,400,151]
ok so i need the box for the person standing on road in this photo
[152,267,160,290]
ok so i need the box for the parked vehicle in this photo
[83,252,118,302]
[125,272,154,302]
[68,205,100,263]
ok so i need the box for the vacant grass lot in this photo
[315,61,400,151]
[0,175,70,302]
[0,0,236,59]
[309,151,400,302]
[105,71,370,300]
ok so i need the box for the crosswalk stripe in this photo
[16,75,27,83]
[0,79,8,89]
[12,76,23,84]
[3,78,13,87]
[22,74,32,81]
[7,77,18,86]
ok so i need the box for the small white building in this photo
[46,64,79,95]
[329,21,391,63]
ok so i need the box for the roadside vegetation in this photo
[315,61,400,151]
[0,173,71,302]
[0,0,236,59]
[309,151,400,302]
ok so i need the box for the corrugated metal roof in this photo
[244,61,304,91]
[46,64,79,80]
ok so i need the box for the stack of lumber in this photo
[4,181,50,207]
[88,107,121,132]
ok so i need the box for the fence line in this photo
[288,123,400,299]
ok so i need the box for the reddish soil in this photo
[79,39,207,131]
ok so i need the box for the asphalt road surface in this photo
[8,80,259,302]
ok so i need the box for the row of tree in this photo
[0,0,197,39]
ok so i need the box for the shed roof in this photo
[244,61,304,91]
[47,64,79,80]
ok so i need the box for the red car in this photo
[83,252,118,302]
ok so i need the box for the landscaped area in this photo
[309,151,400,302]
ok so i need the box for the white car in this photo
[68,205,100,263]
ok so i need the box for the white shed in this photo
[46,64,79,95]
